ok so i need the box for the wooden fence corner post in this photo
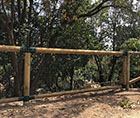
[123,53,130,90]
[126,54,130,90]
[24,53,31,96]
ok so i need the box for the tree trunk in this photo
[31,31,58,93]
[31,55,51,93]
[94,55,104,82]
[70,66,74,90]
[108,56,117,81]
[9,29,22,96]
[11,53,22,96]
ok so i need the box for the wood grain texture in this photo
[24,53,31,96]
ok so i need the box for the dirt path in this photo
[0,89,140,118]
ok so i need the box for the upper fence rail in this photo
[0,45,123,56]
[0,45,140,56]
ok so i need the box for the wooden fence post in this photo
[123,53,130,90]
[24,53,31,96]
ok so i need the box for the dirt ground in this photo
[0,88,140,118]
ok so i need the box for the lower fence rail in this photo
[129,76,140,85]
[0,85,122,104]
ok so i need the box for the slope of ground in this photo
[0,88,140,118]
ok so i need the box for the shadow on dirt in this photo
[0,89,140,118]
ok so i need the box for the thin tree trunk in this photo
[94,55,104,82]
[31,55,50,93]
[108,56,117,81]
[70,66,74,90]
[31,31,58,93]
[11,53,22,96]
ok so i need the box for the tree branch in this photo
[21,0,27,24]
[0,13,6,27]
[1,0,15,45]
[11,0,15,30]
[78,0,131,18]
[78,0,109,18]
[17,0,21,22]
[27,0,33,46]
[1,0,9,27]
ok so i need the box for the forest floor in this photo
[0,88,140,118]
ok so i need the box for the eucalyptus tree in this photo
[0,0,137,95]
[75,0,140,83]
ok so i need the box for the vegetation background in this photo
[0,0,140,98]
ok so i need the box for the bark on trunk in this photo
[108,56,117,81]
[31,55,51,93]
[94,55,104,82]
[70,66,74,90]
[31,31,58,93]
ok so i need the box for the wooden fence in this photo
[0,45,139,104]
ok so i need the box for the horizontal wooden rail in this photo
[99,80,119,85]
[2,45,140,56]
[36,48,123,56]
[0,86,122,104]
[34,85,122,99]
[0,97,19,104]
[0,45,20,52]
[0,45,123,56]
[129,76,140,84]
[129,52,140,55]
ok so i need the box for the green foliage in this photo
[121,38,140,87]
[121,99,134,109]
[121,38,140,51]
[0,0,140,96]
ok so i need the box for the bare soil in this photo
[0,88,140,118]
